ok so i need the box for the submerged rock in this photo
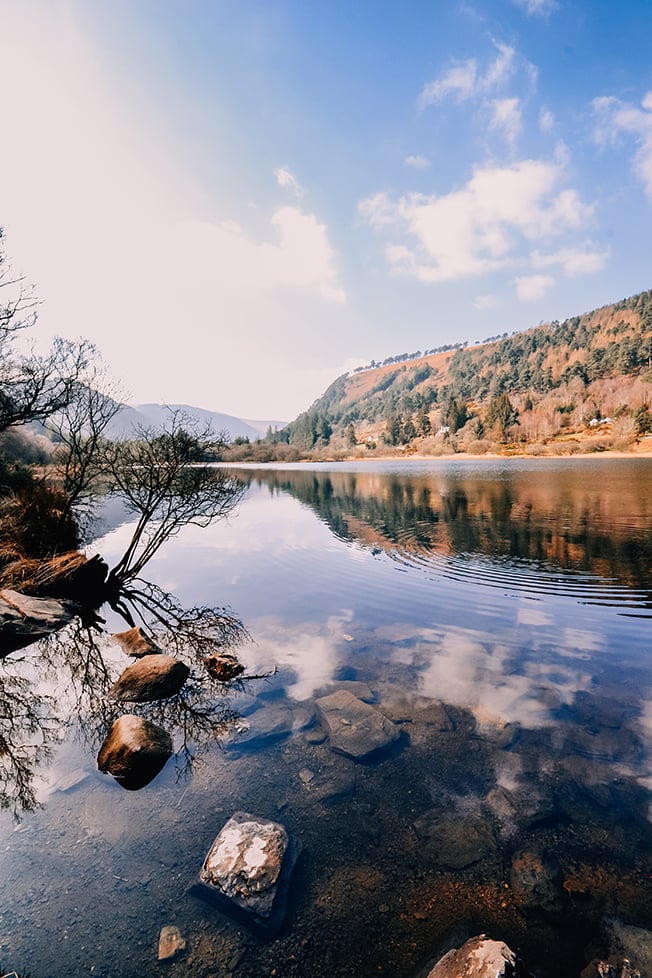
[109,654,190,702]
[227,703,314,753]
[322,680,376,703]
[510,850,562,915]
[191,811,300,936]
[111,626,162,657]
[604,919,652,976]
[315,689,400,760]
[158,925,186,961]
[97,714,173,790]
[0,588,76,656]
[413,811,496,869]
[580,959,641,978]
[426,934,532,977]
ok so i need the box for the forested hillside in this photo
[266,289,652,457]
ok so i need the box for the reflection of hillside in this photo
[241,465,652,598]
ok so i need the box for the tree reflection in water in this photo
[0,584,247,817]
[0,585,262,818]
[0,415,268,817]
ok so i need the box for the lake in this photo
[1,457,651,977]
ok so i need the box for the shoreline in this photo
[224,446,652,465]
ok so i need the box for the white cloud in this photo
[275,166,304,199]
[359,158,593,283]
[515,274,555,301]
[531,244,609,277]
[404,154,431,169]
[419,40,520,110]
[0,5,347,418]
[484,40,517,90]
[539,107,555,132]
[419,59,478,108]
[593,92,652,199]
[489,97,522,149]
[513,0,558,15]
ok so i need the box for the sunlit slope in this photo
[283,289,652,450]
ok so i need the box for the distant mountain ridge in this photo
[106,403,287,442]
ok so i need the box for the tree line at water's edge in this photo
[224,288,652,461]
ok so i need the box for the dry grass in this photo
[0,550,89,595]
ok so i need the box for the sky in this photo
[2,0,652,421]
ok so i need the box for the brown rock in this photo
[97,714,173,790]
[109,654,190,702]
[111,626,162,657]
[204,653,245,682]
[158,925,186,961]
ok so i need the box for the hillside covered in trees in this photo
[239,289,652,459]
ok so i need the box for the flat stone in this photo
[382,695,454,729]
[227,705,295,752]
[158,925,186,961]
[227,703,313,752]
[427,934,531,977]
[109,654,190,702]
[97,714,173,790]
[315,690,400,761]
[309,766,356,804]
[191,811,300,936]
[0,588,76,656]
[413,811,496,869]
[111,626,162,657]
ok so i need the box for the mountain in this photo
[278,288,652,454]
[105,403,287,442]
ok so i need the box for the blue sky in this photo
[2,0,652,420]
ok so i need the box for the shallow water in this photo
[1,457,651,977]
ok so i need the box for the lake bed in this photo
[1,457,651,977]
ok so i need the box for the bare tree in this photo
[103,410,244,589]
[0,228,95,433]
[47,358,126,527]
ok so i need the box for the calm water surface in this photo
[1,457,651,977]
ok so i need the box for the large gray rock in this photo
[97,714,173,790]
[0,588,76,655]
[191,811,300,936]
[109,653,190,702]
[427,934,531,977]
[315,689,400,760]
